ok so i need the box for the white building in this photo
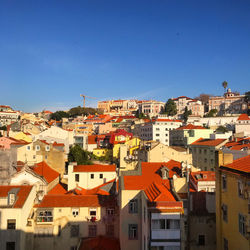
[139,118,182,146]
[67,163,117,190]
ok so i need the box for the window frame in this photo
[70,224,79,238]
[128,199,138,214]
[128,224,138,240]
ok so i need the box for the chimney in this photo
[68,162,77,174]
[218,151,233,166]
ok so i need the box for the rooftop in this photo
[191,138,226,146]
[73,164,116,173]
[223,155,250,174]
[176,124,206,130]
[237,114,250,121]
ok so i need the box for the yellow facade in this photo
[216,163,250,250]
[93,148,108,157]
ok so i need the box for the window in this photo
[204,158,207,163]
[36,210,53,222]
[35,145,40,151]
[152,219,180,230]
[75,174,79,182]
[238,181,244,198]
[165,134,168,136]
[198,235,205,245]
[7,219,16,229]
[128,224,138,240]
[6,242,15,250]
[222,174,227,190]
[156,128,160,131]
[8,193,16,205]
[45,146,50,151]
[239,214,246,236]
[70,224,79,237]
[88,225,97,237]
[222,204,228,222]
[129,199,138,213]
[33,155,36,159]
[91,174,94,179]
[156,134,160,136]
[106,224,114,236]
[72,208,79,217]
[107,208,114,216]
[99,174,103,179]
[90,208,96,216]
[204,149,207,154]
[26,145,31,151]
[224,238,228,250]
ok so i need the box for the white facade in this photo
[139,120,182,146]
[67,163,117,190]
[139,101,165,118]
[0,111,19,127]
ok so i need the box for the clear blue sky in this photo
[0,0,250,112]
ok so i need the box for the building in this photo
[0,185,36,250]
[216,155,250,250]
[67,163,117,190]
[190,138,228,171]
[138,141,192,164]
[138,100,165,118]
[172,96,198,116]
[119,161,184,250]
[170,124,214,148]
[187,100,205,117]
[235,114,250,136]
[139,118,182,146]
[208,89,246,116]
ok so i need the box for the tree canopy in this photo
[50,111,69,121]
[183,107,192,123]
[163,99,177,116]
[68,144,93,165]
[194,93,213,104]
[222,81,228,92]
[204,109,218,117]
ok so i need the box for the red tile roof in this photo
[47,183,67,195]
[88,135,97,145]
[73,164,116,172]
[173,96,193,101]
[191,138,226,146]
[190,171,216,184]
[0,186,33,208]
[237,114,250,121]
[176,124,206,130]
[33,161,59,183]
[156,119,182,122]
[52,142,64,147]
[223,155,250,173]
[35,194,114,208]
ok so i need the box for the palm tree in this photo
[222,81,228,92]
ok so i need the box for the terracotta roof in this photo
[224,138,250,150]
[0,185,33,208]
[173,96,193,101]
[176,124,206,130]
[35,194,114,208]
[73,164,116,172]
[238,114,250,121]
[156,119,182,122]
[190,171,216,184]
[88,135,97,145]
[79,236,120,250]
[52,142,64,147]
[47,183,67,195]
[33,161,59,183]
[191,138,226,146]
[223,155,250,173]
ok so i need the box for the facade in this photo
[187,100,205,117]
[0,185,36,250]
[216,155,250,250]
[190,138,228,171]
[67,163,117,190]
[139,118,182,146]
[172,96,196,116]
[119,161,184,250]
[235,113,250,136]
[208,89,246,116]
[170,124,214,148]
[138,100,165,118]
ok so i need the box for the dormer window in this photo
[8,193,16,206]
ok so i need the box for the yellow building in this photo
[93,148,109,158]
[216,155,250,250]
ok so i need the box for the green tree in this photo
[0,125,7,131]
[222,81,228,92]
[204,109,218,117]
[216,126,228,133]
[163,99,177,116]
[68,144,93,165]
[183,107,192,123]
[50,111,69,121]
[68,106,103,117]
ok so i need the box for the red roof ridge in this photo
[238,114,250,121]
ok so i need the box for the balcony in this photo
[151,229,181,240]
